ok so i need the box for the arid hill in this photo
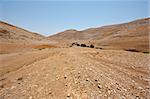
[0,21,58,54]
[0,21,46,43]
[0,18,150,99]
[48,18,150,52]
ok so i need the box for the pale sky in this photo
[0,0,149,36]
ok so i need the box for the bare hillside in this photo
[0,18,149,99]
[48,18,150,52]
[0,21,58,54]
[0,21,47,42]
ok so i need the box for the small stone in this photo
[56,77,60,80]
[108,90,111,94]
[135,96,140,99]
[121,96,125,99]
[75,81,77,84]
[67,93,70,97]
[116,83,119,85]
[123,88,127,92]
[89,68,92,71]
[98,85,102,89]
[138,86,143,90]
[11,86,15,89]
[95,79,98,82]
[98,91,102,93]
[17,77,23,81]
[132,80,135,83]
[29,96,33,99]
[33,84,38,87]
[86,78,89,81]
[117,88,121,91]
[64,75,67,79]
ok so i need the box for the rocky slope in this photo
[0,21,58,54]
[48,18,150,52]
[0,21,47,42]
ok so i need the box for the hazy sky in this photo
[0,0,149,36]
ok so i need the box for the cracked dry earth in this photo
[0,47,150,99]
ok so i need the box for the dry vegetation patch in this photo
[32,44,57,50]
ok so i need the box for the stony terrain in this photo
[0,47,149,99]
[0,18,150,99]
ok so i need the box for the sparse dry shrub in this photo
[81,44,87,47]
[125,49,139,52]
[90,44,94,48]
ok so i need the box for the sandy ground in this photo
[0,47,149,99]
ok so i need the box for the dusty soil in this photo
[0,18,149,99]
[0,47,149,99]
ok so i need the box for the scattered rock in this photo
[29,96,33,99]
[48,92,52,95]
[64,75,67,79]
[17,77,23,81]
[117,87,121,91]
[138,86,143,90]
[98,85,102,89]
[67,93,70,97]
[11,86,15,89]
[98,91,102,94]
[116,83,119,85]
[33,84,38,88]
[123,88,127,92]
[132,80,135,83]
[18,82,21,84]
[89,68,92,71]
[136,95,140,99]
[121,96,125,99]
[86,78,89,81]
[108,90,111,94]
[75,81,77,84]
[56,76,60,80]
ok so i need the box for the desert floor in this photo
[0,47,149,99]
